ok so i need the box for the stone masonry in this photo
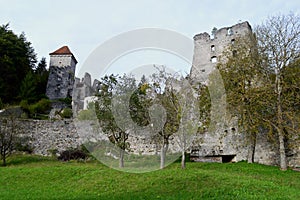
[46,46,77,100]
[36,22,300,167]
[15,118,299,167]
[190,21,252,83]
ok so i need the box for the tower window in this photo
[233,50,237,57]
[211,56,217,63]
[211,45,215,52]
[227,28,233,36]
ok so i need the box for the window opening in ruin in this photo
[211,45,215,52]
[211,56,217,63]
[233,50,237,57]
[231,39,235,44]
[227,28,233,36]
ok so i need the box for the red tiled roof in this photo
[49,46,78,63]
[50,46,73,55]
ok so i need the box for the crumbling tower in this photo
[190,21,252,83]
[46,46,77,100]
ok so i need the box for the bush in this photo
[29,98,51,114]
[59,108,73,118]
[77,109,96,120]
[58,98,72,106]
[14,136,34,154]
[48,149,58,157]
[20,100,29,111]
[58,147,89,161]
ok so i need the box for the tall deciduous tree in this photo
[255,13,300,170]
[173,78,199,169]
[95,74,135,168]
[150,67,181,169]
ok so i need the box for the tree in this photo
[129,76,151,127]
[173,78,199,169]
[0,111,19,166]
[150,67,181,169]
[0,24,36,103]
[19,58,49,103]
[34,57,49,100]
[255,13,300,170]
[95,74,134,168]
[19,71,37,103]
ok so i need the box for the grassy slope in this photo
[0,155,299,200]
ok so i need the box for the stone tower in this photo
[46,46,77,100]
[190,21,252,83]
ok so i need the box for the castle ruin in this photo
[190,21,252,83]
[41,22,299,167]
[46,46,77,103]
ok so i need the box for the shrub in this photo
[20,100,29,111]
[58,147,89,161]
[14,136,34,154]
[58,98,72,106]
[59,108,73,118]
[29,98,51,114]
[48,149,58,157]
[77,109,96,120]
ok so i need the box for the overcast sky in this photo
[1,0,299,78]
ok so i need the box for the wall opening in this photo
[227,28,233,36]
[222,155,236,163]
[211,56,217,63]
[231,39,235,44]
[211,45,215,52]
[233,50,237,57]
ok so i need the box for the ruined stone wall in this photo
[72,72,100,116]
[15,119,299,167]
[190,21,252,83]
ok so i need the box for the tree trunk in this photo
[247,134,256,163]
[278,130,287,170]
[160,142,168,169]
[119,149,124,168]
[181,150,186,169]
[160,145,165,169]
[2,155,6,166]
[276,75,287,170]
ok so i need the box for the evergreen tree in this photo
[0,24,37,103]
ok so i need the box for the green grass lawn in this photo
[0,154,299,200]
